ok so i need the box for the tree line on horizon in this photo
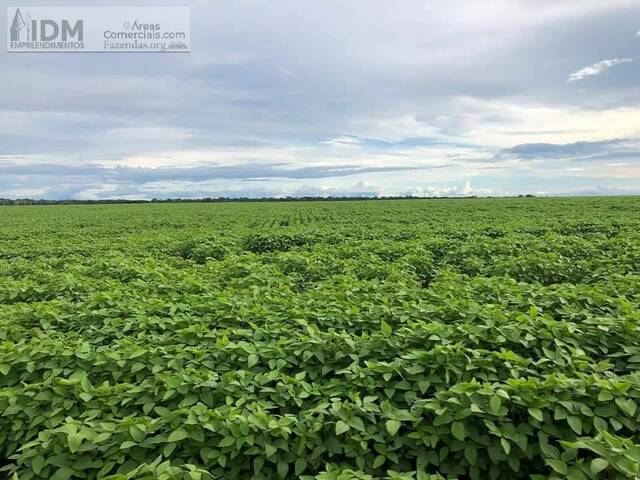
[0,195,537,206]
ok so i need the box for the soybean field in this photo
[1,197,640,480]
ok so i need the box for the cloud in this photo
[35,179,383,201]
[0,162,431,183]
[567,58,636,82]
[292,181,383,198]
[2,0,640,198]
[499,138,630,160]
[555,185,640,196]
[319,135,362,146]
[403,180,504,198]
[430,97,640,147]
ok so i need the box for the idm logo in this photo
[10,8,83,42]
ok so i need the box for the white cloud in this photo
[404,180,504,198]
[447,96,640,146]
[294,180,384,197]
[567,58,636,83]
[319,135,362,147]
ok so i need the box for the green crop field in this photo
[1,197,640,480]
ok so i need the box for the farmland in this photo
[1,197,640,479]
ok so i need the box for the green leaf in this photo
[67,433,82,453]
[335,420,350,435]
[501,438,511,455]
[164,442,178,457]
[451,421,466,441]
[253,456,265,473]
[79,392,93,402]
[386,419,401,436]
[294,458,307,475]
[528,408,544,422]
[567,416,582,435]
[598,390,613,402]
[567,471,586,480]
[615,398,637,417]
[348,416,366,432]
[218,436,235,447]
[32,455,46,475]
[593,416,608,432]
[51,467,74,480]
[590,458,609,475]
[489,395,501,414]
[167,428,188,442]
[381,320,392,336]
[265,444,277,457]
[247,353,259,368]
[129,426,146,442]
[547,459,568,475]
[277,461,289,479]
[625,446,640,463]
[464,445,477,465]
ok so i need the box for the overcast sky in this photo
[1,0,640,199]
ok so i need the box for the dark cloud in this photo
[499,139,636,161]
[0,162,428,182]
[556,185,640,196]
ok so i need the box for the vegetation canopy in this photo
[1,197,639,479]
